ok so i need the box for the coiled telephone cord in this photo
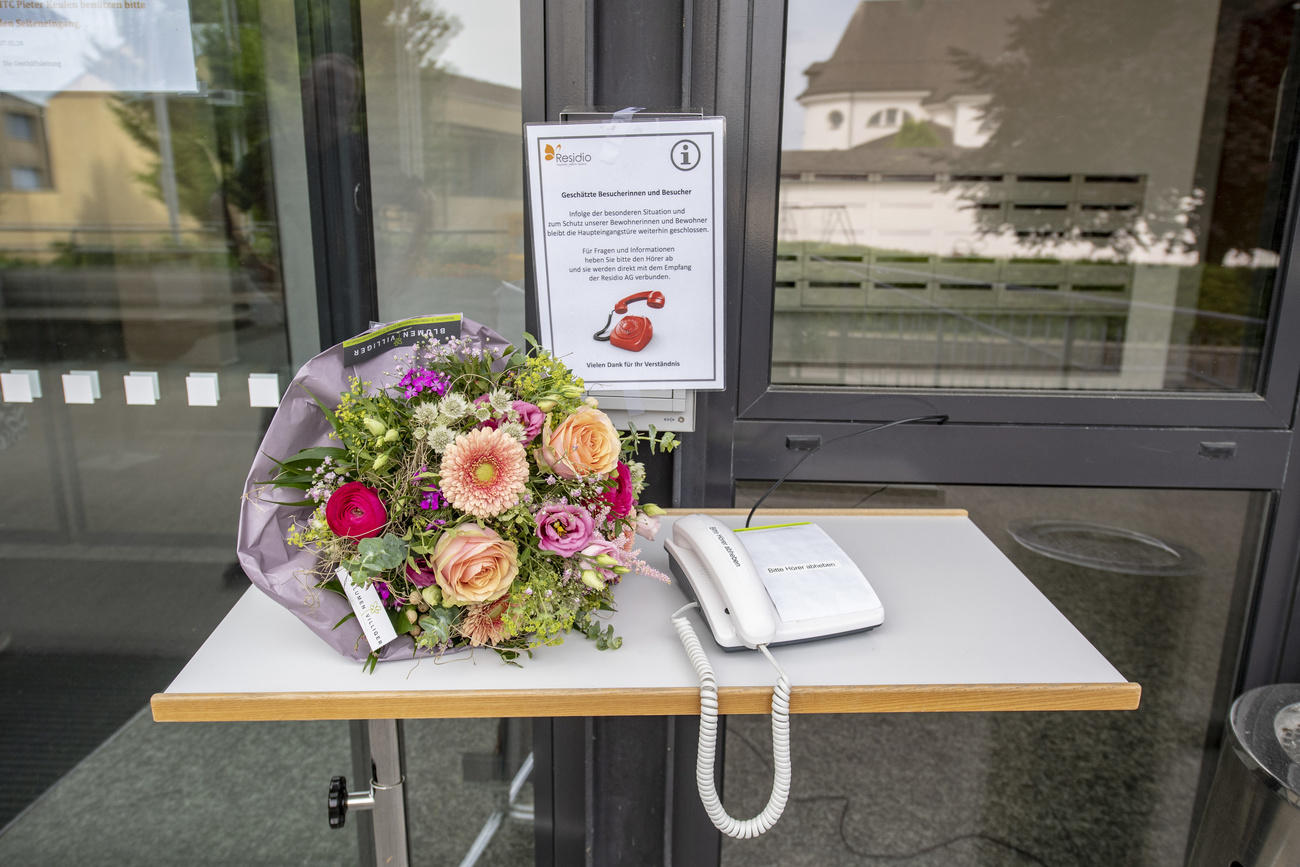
[671,602,792,838]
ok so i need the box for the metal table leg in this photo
[333,719,411,867]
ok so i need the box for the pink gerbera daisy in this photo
[439,427,529,517]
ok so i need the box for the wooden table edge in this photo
[664,508,970,517]
[152,681,1140,722]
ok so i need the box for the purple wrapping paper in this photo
[236,318,513,661]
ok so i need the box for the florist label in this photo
[343,315,463,365]
[336,567,399,652]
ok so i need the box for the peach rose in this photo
[534,406,620,479]
[431,524,519,605]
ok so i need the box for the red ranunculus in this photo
[601,461,635,518]
[325,482,388,539]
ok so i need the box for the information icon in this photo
[671,139,702,171]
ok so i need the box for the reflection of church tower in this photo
[796,0,1031,152]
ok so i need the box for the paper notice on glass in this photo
[335,567,399,653]
[524,118,725,390]
[735,522,883,624]
[0,1,197,93]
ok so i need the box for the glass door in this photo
[0,0,321,835]
[689,1,1300,864]
[0,1,539,863]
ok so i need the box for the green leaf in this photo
[261,497,315,507]
[285,446,351,464]
[357,533,407,573]
[392,606,416,635]
[417,607,456,645]
[332,612,357,630]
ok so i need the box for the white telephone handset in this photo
[665,514,777,648]
[665,513,884,839]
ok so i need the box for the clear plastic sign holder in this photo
[554,107,705,433]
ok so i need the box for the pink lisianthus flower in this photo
[535,503,596,556]
[324,482,387,539]
[512,401,545,442]
[635,510,661,540]
[576,538,624,587]
[600,461,635,518]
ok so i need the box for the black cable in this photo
[744,414,949,528]
[726,725,1049,865]
[805,794,1050,866]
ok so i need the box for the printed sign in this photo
[0,1,197,93]
[525,118,726,390]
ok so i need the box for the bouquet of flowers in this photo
[259,323,675,667]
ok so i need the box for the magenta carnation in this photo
[324,482,387,539]
[601,462,635,518]
[535,503,596,556]
[405,557,438,587]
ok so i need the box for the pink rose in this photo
[535,503,596,556]
[324,482,387,539]
[600,461,635,518]
[431,523,519,604]
[534,406,620,479]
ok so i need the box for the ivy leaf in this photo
[392,606,416,635]
[418,608,456,645]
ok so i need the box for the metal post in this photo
[348,721,378,867]
[368,719,411,867]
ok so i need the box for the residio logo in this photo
[544,144,591,166]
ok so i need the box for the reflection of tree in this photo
[110,0,275,282]
[108,0,458,285]
[948,0,1218,256]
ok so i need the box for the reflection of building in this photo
[775,0,1257,391]
[0,94,54,192]
[0,88,236,365]
[0,90,194,240]
[364,64,525,331]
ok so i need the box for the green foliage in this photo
[892,117,942,148]
[620,422,679,455]
[578,613,623,651]
[414,608,457,650]
[347,534,408,584]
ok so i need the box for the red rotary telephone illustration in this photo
[593,290,666,352]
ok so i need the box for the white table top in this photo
[153,510,1138,721]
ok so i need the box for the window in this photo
[5,111,35,141]
[827,109,843,129]
[10,166,43,190]
[866,108,912,127]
